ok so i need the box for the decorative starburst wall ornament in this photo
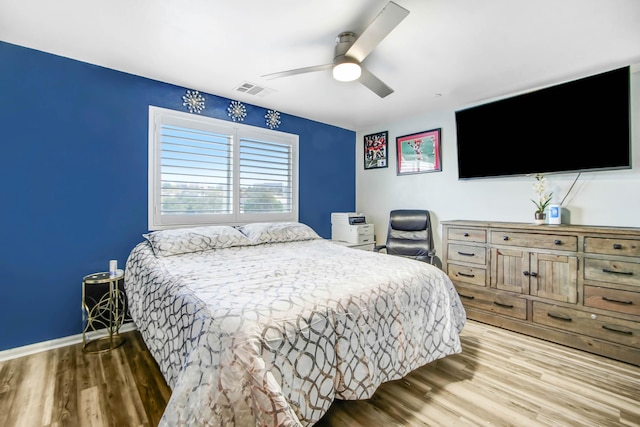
[227,100,247,122]
[265,109,281,129]
[182,90,205,114]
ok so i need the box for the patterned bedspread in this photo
[125,236,466,426]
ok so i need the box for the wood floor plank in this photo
[12,351,53,427]
[128,344,171,426]
[1,322,639,426]
[53,359,79,426]
[78,386,105,427]
[40,354,57,426]
[0,359,21,426]
[110,349,149,426]
[99,350,140,427]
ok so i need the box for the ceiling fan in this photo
[261,1,410,98]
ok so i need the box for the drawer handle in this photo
[463,232,469,237]
[523,271,529,276]
[554,240,562,245]
[493,301,514,309]
[458,293,475,300]
[503,236,509,241]
[547,311,572,321]
[458,272,476,278]
[613,243,623,250]
[602,324,633,335]
[458,251,476,257]
[602,296,633,305]
[523,271,538,277]
[602,268,633,276]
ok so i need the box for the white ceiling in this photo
[1,0,639,131]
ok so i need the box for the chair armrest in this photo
[373,244,387,253]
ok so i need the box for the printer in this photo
[331,212,375,245]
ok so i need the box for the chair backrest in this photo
[385,209,434,262]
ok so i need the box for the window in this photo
[148,106,298,229]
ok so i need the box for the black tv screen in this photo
[455,66,631,179]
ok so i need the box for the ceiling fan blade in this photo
[262,64,333,80]
[346,1,410,62]
[359,67,394,98]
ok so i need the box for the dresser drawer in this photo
[533,301,639,348]
[448,227,487,243]
[584,286,640,316]
[455,284,527,320]
[584,258,640,288]
[584,237,640,257]
[447,243,486,265]
[490,231,577,251]
[447,263,487,287]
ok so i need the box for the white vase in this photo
[534,212,546,225]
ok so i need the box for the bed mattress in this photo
[125,234,465,426]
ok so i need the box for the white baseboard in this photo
[0,322,138,362]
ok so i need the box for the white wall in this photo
[356,69,640,259]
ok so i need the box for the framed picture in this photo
[396,128,442,175]
[364,131,388,169]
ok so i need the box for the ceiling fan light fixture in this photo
[262,2,409,97]
[332,59,361,82]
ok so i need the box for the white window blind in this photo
[148,106,298,229]
[161,124,233,215]
[239,137,293,214]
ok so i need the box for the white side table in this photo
[82,269,126,353]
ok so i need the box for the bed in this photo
[124,222,466,426]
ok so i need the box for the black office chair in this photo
[374,209,436,264]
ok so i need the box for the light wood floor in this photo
[1,320,638,427]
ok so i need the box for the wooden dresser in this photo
[441,220,640,366]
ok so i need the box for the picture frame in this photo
[396,128,442,175]
[364,131,388,170]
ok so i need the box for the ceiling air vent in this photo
[234,82,273,97]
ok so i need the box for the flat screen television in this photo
[455,66,631,179]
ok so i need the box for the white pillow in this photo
[144,225,253,256]
[238,222,320,245]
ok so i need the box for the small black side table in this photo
[82,270,126,353]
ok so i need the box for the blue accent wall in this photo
[0,41,355,351]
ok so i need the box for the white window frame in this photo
[148,106,299,230]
